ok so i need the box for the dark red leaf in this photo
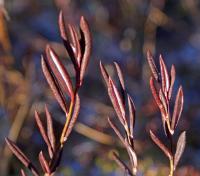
[146,50,159,81]
[174,131,186,169]
[126,142,137,175]
[99,61,109,86]
[20,169,27,176]
[58,11,67,40]
[108,78,126,125]
[114,62,125,91]
[68,24,82,66]
[127,94,135,137]
[41,56,68,114]
[5,138,39,176]
[45,105,56,152]
[171,86,184,131]
[108,117,125,146]
[159,55,170,96]
[46,45,74,98]
[34,111,53,157]
[150,77,166,117]
[159,89,168,115]
[58,11,77,70]
[79,16,92,85]
[168,65,176,99]
[149,130,172,159]
[39,151,51,174]
[114,62,126,105]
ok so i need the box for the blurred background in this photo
[0,0,200,175]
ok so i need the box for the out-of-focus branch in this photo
[0,5,12,67]
[75,122,115,145]
[143,1,169,55]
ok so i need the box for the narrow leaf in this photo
[171,86,184,131]
[34,111,53,157]
[58,11,67,40]
[108,117,125,146]
[46,45,74,98]
[71,25,82,66]
[39,151,51,174]
[159,89,168,116]
[58,11,77,69]
[5,138,30,166]
[127,94,135,137]
[168,65,176,99]
[114,62,126,104]
[5,138,39,176]
[68,24,82,66]
[149,130,172,159]
[159,55,170,96]
[150,77,168,134]
[174,131,186,169]
[100,61,109,86]
[41,56,68,114]
[114,62,125,91]
[126,142,137,175]
[45,105,56,152]
[108,78,126,125]
[68,24,77,52]
[146,50,159,81]
[79,16,92,84]
[150,77,166,117]
[20,169,27,176]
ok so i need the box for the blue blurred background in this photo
[0,0,200,175]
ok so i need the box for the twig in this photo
[5,10,92,175]
[147,51,186,176]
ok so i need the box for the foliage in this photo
[5,11,92,176]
